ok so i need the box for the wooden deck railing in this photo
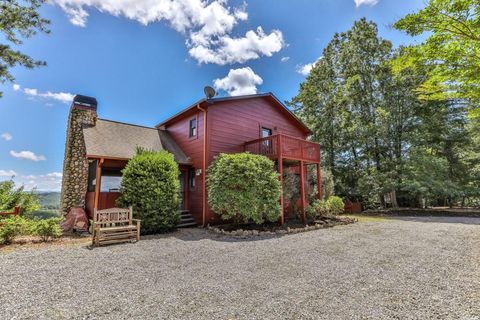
[244,134,320,163]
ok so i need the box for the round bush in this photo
[326,196,344,215]
[117,150,180,234]
[208,153,281,225]
[306,199,328,219]
[306,196,344,219]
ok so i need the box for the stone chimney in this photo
[60,95,97,214]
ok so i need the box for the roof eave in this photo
[155,98,206,128]
[86,154,193,166]
[155,92,312,135]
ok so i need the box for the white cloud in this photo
[0,170,17,177]
[50,0,285,65]
[354,0,379,7]
[10,150,46,162]
[12,84,21,91]
[22,87,74,104]
[16,172,63,191]
[296,56,323,76]
[1,132,12,141]
[281,56,290,62]
[214,67,263,96]
[189,27,284,65]
[45,172,63,178]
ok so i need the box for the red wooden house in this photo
[60,93,321,227]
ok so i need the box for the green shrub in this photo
[29,217,63,242]
[0,216,27,244]
[117,149,180,234]
[306,199,328,219]
[208,153,281,225]
[326,196,344,215]
[307,196,344,219]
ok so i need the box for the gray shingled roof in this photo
[83,119,191,164]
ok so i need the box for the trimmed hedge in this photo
[117,149,180,234]
[208,153,281,224]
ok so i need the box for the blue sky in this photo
[0,0,425,191]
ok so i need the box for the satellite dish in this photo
[204,86,216,99]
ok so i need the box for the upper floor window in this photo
[189,117,197,137]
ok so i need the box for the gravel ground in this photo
[1,216,479,320]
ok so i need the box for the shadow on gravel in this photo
[385,216,480,225]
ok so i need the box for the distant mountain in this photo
[36,192,61,210]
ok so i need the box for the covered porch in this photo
[244,133,322,224]
[84,156,192,219]
[81,119,193,219]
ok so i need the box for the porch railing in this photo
[244,134,320,163]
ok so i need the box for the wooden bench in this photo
[92,207,141,246]
[0,206,21,217]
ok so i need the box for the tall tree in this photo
[394,0,480,116]
[289,33,343,188]
[0,0,49,97]
[289,19,419,207]
[289,18,479,208]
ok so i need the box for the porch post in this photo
[278,135,284,225]
[300,160,306,224]
[316,163,322,199]
[94,158,104,209]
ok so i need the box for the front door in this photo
[179,170,187,210]
[261,127,273,153]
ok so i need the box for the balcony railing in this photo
[244,134,320,163]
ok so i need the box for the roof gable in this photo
[156,93,311,135]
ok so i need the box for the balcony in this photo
[244,134,320,163]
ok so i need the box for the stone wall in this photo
[60,105,97,214]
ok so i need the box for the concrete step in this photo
[177,210,197,228]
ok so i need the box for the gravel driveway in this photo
[1,216,479,320]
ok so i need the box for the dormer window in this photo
[189,117,197,137]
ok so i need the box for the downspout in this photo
[197,103,208,226]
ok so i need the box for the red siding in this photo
[163,108,205,223]
[162,96,310,225]
[203,96,308,224]
[207,97,307,163]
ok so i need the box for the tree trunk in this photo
[391,189,399,208]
